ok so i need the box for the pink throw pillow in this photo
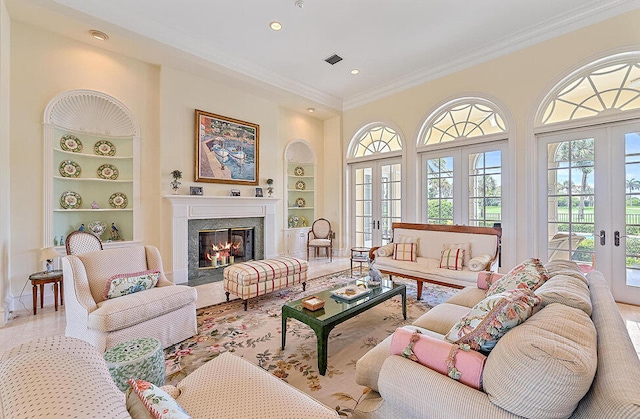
[393,242,417,262]
[390,327,487,390]
[477,272,504,290]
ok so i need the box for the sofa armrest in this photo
[378,356,517,418]
[62,256,98,313]
[369,246,380,261]
[145,245,172,286]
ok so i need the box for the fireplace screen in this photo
[198,227,254,268]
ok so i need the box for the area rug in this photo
[165,270,458,416]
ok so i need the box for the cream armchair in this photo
[62,245,197,352]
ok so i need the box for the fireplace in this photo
[198,227,254,268]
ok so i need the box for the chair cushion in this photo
[309,238,331,246]
[88,285,197,333]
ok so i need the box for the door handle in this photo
[614,231,627,247]
[377,220,380,230]
[598,230,606,246]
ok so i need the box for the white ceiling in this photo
[6,0,640,118]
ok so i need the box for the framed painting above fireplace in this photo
[195,109,259,185]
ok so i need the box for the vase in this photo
[88,221,106,238]
[170,179,181,194]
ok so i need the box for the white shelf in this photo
[54,176,132,183]
[288,189,314,192]
[54,148,133,159]
[54,208,133,212]
[289,175,314,179]
[288,206,314,210]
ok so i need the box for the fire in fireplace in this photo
[198,227,254,269]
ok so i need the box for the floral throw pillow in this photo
[127,379,191,419]
[104,270,160,299]
[440,248,464,270]
[486,258,549,297]
[444,289,541,352]
[393,242,417,262]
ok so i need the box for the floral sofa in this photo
[0,336,339,418]
[370,223,502,299]
[355,260,640,418]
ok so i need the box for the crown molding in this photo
[343,0,640,110]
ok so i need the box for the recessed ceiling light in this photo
[270,21,282,31]
[350,69,360,75]
[89,30,109,41]
[307,107,315,113]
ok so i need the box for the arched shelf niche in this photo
[283,139,317,257]
[43,89,141,250]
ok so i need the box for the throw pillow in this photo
[468,254,492,272]
[440,248,464,270]
[444,289,541,352]
[486,258,548,297]
[477,272,504,290]
[444,242,471,266]
[375,243,395,257]
[396,234,420,255]
[104,270,160,300]
[127,379,191,419]
[390,327,487,390]
[393,242,417,262]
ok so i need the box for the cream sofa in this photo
[62,245,198,352]
[0,336,339,418]
[371,223,502,299]
[355,261,640,418]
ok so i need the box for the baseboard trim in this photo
[10,288,61,316]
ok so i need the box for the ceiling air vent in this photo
[324,54,343,65]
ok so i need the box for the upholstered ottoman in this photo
[104,337,166,391]
[224,256,308,310]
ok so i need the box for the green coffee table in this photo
[282,276,406,376]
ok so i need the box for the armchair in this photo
[307,218,333,262]
[62,245,197,352]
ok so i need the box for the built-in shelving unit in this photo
[284,140,316,257]
[43,90,141,250]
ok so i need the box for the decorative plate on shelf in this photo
[109,192,128,209]
[295,197,306,207]
[60,134,83,152]
[60,191,82,209]
[293,166,305,176]
[58,160,81,178]
[295,180,306,190]
[94,140,116,156]
[97,164,119,180]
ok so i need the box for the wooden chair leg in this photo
[243,299,248,311]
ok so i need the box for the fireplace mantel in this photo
[165,195,280,284]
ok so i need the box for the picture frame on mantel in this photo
[194,109,259,185]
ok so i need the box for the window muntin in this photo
[351,126,402,158]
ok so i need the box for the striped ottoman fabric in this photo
[224,257,308,310]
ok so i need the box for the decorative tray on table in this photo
[331,285,371,301]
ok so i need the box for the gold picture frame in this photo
[195,109,259,185]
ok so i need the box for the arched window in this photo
[418,97,509,226]
[418,98,506,147]
[348,125,402,159]
[538,54,640,125]
[347,124,404,247]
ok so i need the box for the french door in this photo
[538,122,640,305]
[351,159,402,248]
[422,142,506,227]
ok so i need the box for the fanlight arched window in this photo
[418,98,506,147]
[349,125,402,159]
[539,54,640,125]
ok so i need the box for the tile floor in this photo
[2,256,640,360]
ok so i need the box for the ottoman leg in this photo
[244,299,248,311]
[302,282,306,291]
[225,291,230,302]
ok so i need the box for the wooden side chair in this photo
[307,218,333,262]
[65,231,103,255]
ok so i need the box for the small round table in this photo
[351,247,370,275]
[104,337,166,392]
[28,270,63,315]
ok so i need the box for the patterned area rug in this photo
[165,270,458,416]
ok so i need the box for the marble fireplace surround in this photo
[165,196,280,284]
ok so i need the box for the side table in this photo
[28,270,63,315]
[351,247,370,275]
[104,337,166,391]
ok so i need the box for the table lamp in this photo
[40,247,61,273]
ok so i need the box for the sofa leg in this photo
[243,299,248,311]
[417,281,423,300]
[225,292,230,302]
[302,282,306,291]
